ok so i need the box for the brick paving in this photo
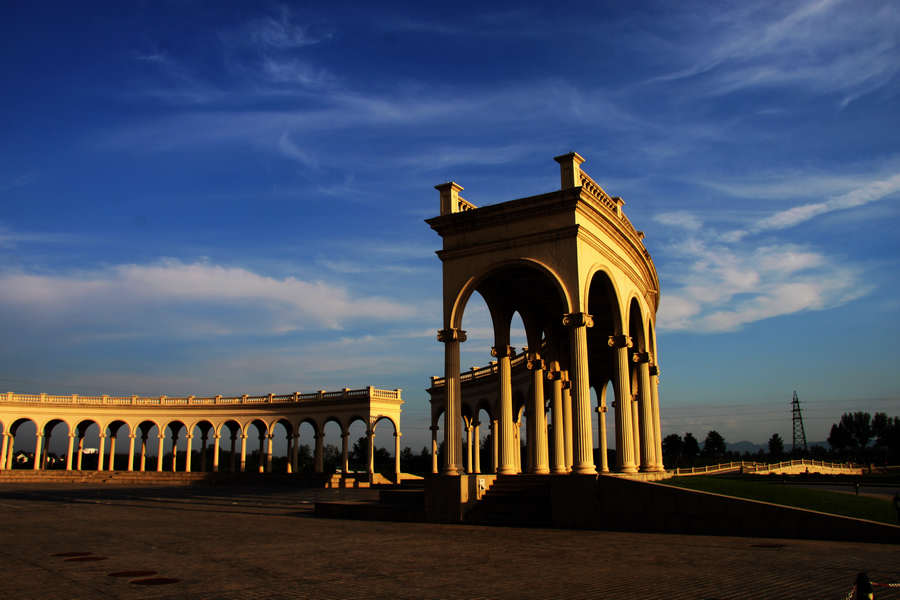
[0,483,897,599]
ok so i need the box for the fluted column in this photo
[213,434,221,472]
[314,432,324,473]
[562,377,573,471]
[156,434,165,472]
[564,313,596,474]
[0,433,9,470]
[631,394,641,468]
[65,432,75,471]
[465,420,473,474]
[494,344,517,475]
[107,434,117,471]
[634,355,656,472]
[597,403,609,473]
[185,434,194,472]
[394,431,401,482]
[265,434,274,473]
[473,421,481,474]
[0,433,8,471]
[200,434,208,472]
[33,432,44,470]
[172,433,180,472]
[366,428,375,480]
[429,425,439,474]
[139,435,147,471]
[230,435,237,472]
[491,419,499,473]
[609,335,637,473]
[239,433,247,472]
[527,353,550,474]
[549,371,566,473]
[76,435,84,470]
[341,431,350,474]
[96,433,106,472]
[438,328,466,475]
[290,433,299,474]
[650,365,664,471]
[127,433,136,472]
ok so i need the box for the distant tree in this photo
[702,430,726,460]
[661,433,684,467]
[768,433,784,459]
[828,422,852,453]
[349,436,390,474]
[322,444,340,473]
[842,412,873,449]
[872,413,900,463]
[683,433,700,465]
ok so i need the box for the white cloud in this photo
[0,260,414,339]
[654,211,702,231]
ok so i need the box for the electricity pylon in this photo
[791,390,808,454]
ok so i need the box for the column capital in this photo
[429,425,439,432]
[128,433,136,439]
[561,380,572,390]
[631,351,650,364]
[394,431,402,438]
[562,312,593,328]
[157,433,165,440]
[437,328,467,343]
[186,433,194,440]
[314,432,324,440]
[341,431,350,439]
[241,433,248,439]
[597,405,608,413]
[607,334,633,349]
[649,365,660,377]
[98,433,106,439]
[546,370,561,381]
[525,352,544,370]
[67,432,76,438]
[491,345,515,358]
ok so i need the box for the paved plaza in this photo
[0,483,898,599]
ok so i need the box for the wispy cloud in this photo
[0,260,414,340]
[649,0,900,107]
[0,224,73,248]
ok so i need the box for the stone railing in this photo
[457,196,477,212]
[674,459,858,476]
[579,168,652,263]
[430,351,527,388]
[2,386,402,407]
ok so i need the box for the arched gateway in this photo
[427,153,663,478]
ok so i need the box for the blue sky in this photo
[2,1,899,450]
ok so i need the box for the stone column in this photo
[549,371,566,474]
[650,365,664,471]
[185,434,193,472]
[257,435,265,473]
[6,434,15,470]
[366,428,375,481]
[171,432,180,472]
[609,335,637,473]
[562,377,573,471]
[494,344,517,475]
[156,434,165,472]
[65,432,75,471]
[429,425,439,474]
[513,422,521,473]
[564,312,597,474]
[290,433,299,474]
[265,434,274,473]
[107,434,117,471]
[41,431,50,469]
[33,433,44,470]
[473,421,481,474]
[314,432,324,474]
[76,435,84,470]
[634,355,656,472]
[631,394,641,468]
[239,433,247,472]
[491,418,499,473]
[394,431,402,483]
[96,433,106,472]
[465,420,473,474]
[438,328,466,475]
[341,431,350,474]
[0,432,9,471]
[230,435,237,472]
[127,433,136,472]
[200,434,208,472]
[527,353,550,474]
[213,434,221,472]
[140,435,148,472]
[597,403,609,473]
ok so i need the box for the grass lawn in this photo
[661,476,898,525]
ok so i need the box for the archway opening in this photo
[9,418,37,469]
[218,420,242,472]
[162,420,187,472]
[135,421,161,472]
[245,419,268,473]
[74,420,101,471]
[189,421,215,473]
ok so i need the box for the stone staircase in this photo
[315,477,426,521]
[463,474,552,526]
[0,469,210,485]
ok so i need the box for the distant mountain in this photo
[727,440,765,454]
